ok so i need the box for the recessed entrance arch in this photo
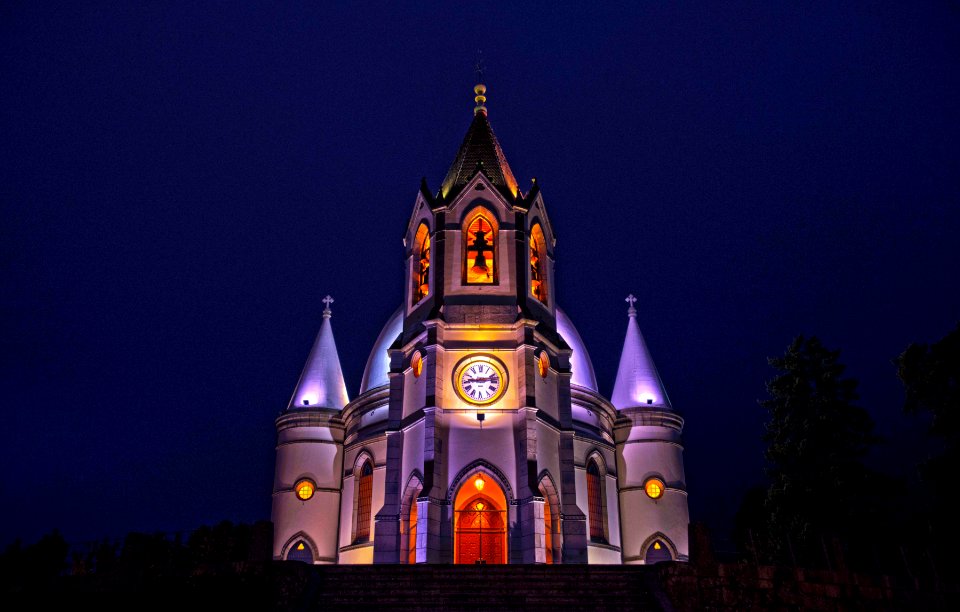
[453,471,507,564]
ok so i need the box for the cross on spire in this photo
[322,295,334,317]
[474,50,485,83]
[625,294,637,317]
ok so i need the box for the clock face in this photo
[454,356,507,405]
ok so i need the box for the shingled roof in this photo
[440,110,519,200]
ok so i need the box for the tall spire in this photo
[288,295,349,410]
[440,81,518,199]
[610,295,672,410]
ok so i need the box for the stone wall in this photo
[657,561,953,611]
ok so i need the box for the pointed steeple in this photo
[288,296,349,410]
[440,83,519,200]
[610,295,672,410]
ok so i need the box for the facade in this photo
[271,85,689,565]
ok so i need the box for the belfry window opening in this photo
[413,223,431,303]
[530,223,548,304]
[464,211,497,284]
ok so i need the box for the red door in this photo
[456,498,505,564]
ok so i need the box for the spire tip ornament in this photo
[322,295,334,318]
[625,294,637,317]
[474,51,487,115]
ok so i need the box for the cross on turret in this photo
[323,295,334,317]
[625,294,637,317]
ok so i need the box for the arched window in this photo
[543,495,553,564]
[463,209,497,285]
[412,223,430,303]
[539,475,559,565]
[286,540,313,563]
[529,223,548,304]
[645,539,672,564]
[355,460,374,543]
[407,501,418,564]
[586,460,605,542]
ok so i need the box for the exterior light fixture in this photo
[474,474,485,491]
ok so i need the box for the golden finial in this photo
[474,84,487,115]
[474,51,487,115]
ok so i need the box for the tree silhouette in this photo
[896,323,960,574]
[760,336,878,566]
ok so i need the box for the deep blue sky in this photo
[2,2,958,548]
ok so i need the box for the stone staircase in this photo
[286,564,669,611]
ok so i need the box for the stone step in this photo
[284,564,666,611]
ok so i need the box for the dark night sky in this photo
[2,2,958,548]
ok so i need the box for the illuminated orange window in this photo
[411,351,423,377]
[412,223,430,303]
[355,461,373,542]
[645,478,665,500]
[295,479,315,501]
[543,498,553,564]
[464,211,497,284]
[537,351,550,378]
[587,461,604,542]
[407,501,418,564]
[529,224,548,304]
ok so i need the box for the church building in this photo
[271,84,689,565]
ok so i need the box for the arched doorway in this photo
[645,539,672,564]
[454,471,507,564]
[286,540,313,563]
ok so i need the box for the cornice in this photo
[275,408,344,433]
[614,406,685,432]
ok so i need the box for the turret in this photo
[612,295,690,564]
[272,296,348,564]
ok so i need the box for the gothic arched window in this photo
[407,501,418,564]
[543,494,553,564]
[355,460,374,543]
[412,223,431,304]
[529,223,548,304]
[586,460,605,542]
[463,209,498,285]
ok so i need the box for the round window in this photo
[644,478,664,500]
[295,479,315,501]
[537,351,550,378]
[412,352,423,378]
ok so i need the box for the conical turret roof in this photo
[440,84,518,200]
[288,296,349,410]
[610,295,672,410]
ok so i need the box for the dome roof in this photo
[359,306,403,394]
[556,307,599,392]
[359,305,599,395]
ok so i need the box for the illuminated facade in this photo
[271,84,689,565]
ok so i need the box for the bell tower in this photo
[372,83,588,564]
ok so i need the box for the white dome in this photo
[556,306,599,392]
[359,305,599,395]
[359,306,403,394]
